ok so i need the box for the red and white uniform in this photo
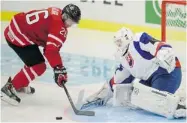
[4,7,67,68]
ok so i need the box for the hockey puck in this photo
[56,117,62,120]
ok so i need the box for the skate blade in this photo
[1,92,20,106]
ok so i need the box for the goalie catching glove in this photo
[54,66,68,87]
[81,81,113,110]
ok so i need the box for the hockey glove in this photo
[156,48,175,73]
[54,66,68,87]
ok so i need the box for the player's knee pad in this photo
[113,83,133,107]
[31,62,46,76]
[131,80,180,119]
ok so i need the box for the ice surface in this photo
[1,22,186,122]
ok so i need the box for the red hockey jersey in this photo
[4,7,68,68]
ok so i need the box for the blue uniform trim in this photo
[158,45,172,50]
[139,32,153,44]
[121,75,135,84]
[152,67,181,93]
[133,41,154,60]
[115,64,123,73]
[140,67,182,94]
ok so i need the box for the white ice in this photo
[1,22,186,122]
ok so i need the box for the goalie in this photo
[82,27,186,119]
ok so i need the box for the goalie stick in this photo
[76,89,85,109]
[62,83,95,116]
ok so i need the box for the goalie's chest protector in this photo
[120,42,159,80]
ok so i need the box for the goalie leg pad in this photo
[131,81,180,119]
[113,83,133,107]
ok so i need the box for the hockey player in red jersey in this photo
[1,4,81,105]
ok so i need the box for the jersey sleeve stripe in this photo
[12,18,34,45]
[47,42,59,47]
[154,42,172,56]
[48,34,64,44]
[8,25,25,46]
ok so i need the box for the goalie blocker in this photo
[113,79,186,119]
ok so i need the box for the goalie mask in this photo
[114,27,134,52]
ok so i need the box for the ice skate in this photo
[1,77,21,105]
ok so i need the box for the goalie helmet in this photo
[114,27,134,51]
[62,4,81,23]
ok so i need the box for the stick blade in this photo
[76,110,95,116]
[75,90,95,116]
[62,84,95,116]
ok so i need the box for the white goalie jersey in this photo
[114,32,177,81]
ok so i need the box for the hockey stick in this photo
[76,89,85,109]
[62,83,95,116]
